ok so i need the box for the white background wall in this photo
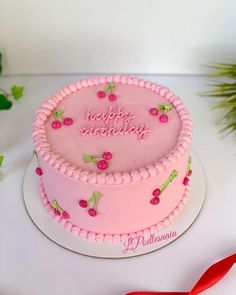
[1,0,236,75]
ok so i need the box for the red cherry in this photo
[97,160,109,170]
[88,208,97,217]
[187,169,192,177]
[102,152,112,161]
[159,114,168,123]
[150,197,160,205]
[152,188,161,197]
[35,167,43,176]
[149,108,158,116]
[62,211,70,219]
[52,120,62,129]
[63,117,73,126]
[97,91,106,98]
[108,94,117,101]
[79,199,88,208]
[54,209,61,216]
[183,177,189,186]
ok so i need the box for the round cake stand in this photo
[23,152,206,258]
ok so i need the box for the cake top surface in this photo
[33,75,192,183]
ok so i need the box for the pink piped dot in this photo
[63,117,73,126]
[97,91,106,98]
[35,167,43,176]
[54,209,61,216]
[97,160,109,170]
[88,208,97,217]
[79,199,88,208]
[62,211,70,219]
[149,108,158,116]
[102,152,112,161]
[159,114,168,123]
[152,188,161,197]
[150,197,160,205]
[108,94,117,101]
[51,120,62,129]
[187,169,192,177]
[183,177,189,186]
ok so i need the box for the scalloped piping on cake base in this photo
[33,75,193,185]
[39,178,191,244]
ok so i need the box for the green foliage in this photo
[202,63,236,135]
[0,155,4,167]
[0,94,12,110]
[11,85,24,100]
[0,52,25,169]
[0,52,25,110]
[54,109,64,119]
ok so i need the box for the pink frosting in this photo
[39,178,191,243]
[33,75,192,184]
[33,75,193,240]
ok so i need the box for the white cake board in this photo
[23,152,206,258]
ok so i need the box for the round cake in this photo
[32,75,193,243]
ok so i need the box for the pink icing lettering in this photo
[80,126,90,135]
[96,113,102,121]
[81,106,150,140]
[85,109,92,121]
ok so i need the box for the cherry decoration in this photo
[34,150,43,176]
[149,103,173,123]
[83,152,112,170]
[183,157,192,186]
[150,170,178,205]
[79,191,101,217]
[97,83,117,101]
[51,109,74,129]
[51,200,70,219]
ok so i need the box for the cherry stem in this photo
[86,191,101,209]
[104,83,116,93]
[92,155,102,159]
[52,200,64,212]
[33,150,39,165]
[83,154,101,163]
[187,156,192,173]
[53,109,64,120]
[160,170,178,192]
[158,103,173,113]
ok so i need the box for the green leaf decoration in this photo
[93,191,101,199]
[202,63,236,136]
[83,154,94,162]
[11,85,24,100]
[54,109,64,119]
[0,155,4,167]
[158,103,173,112]
[0,94,13,110]
[0,52,2,74]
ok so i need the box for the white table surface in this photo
[0,74,236,295]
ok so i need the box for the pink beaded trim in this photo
[40,178,191,243]
[33,75,193,185]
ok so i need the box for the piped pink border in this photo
[32,75,193,185]
[40,178,191,243]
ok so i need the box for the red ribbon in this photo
[126,253,236,295]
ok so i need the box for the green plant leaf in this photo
[0,155,4,167]
[11,85,24,100]
[0,52,2,74]
[202,63,236,138]
[0,94,13,110]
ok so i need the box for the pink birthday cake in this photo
[32,75,193,243]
